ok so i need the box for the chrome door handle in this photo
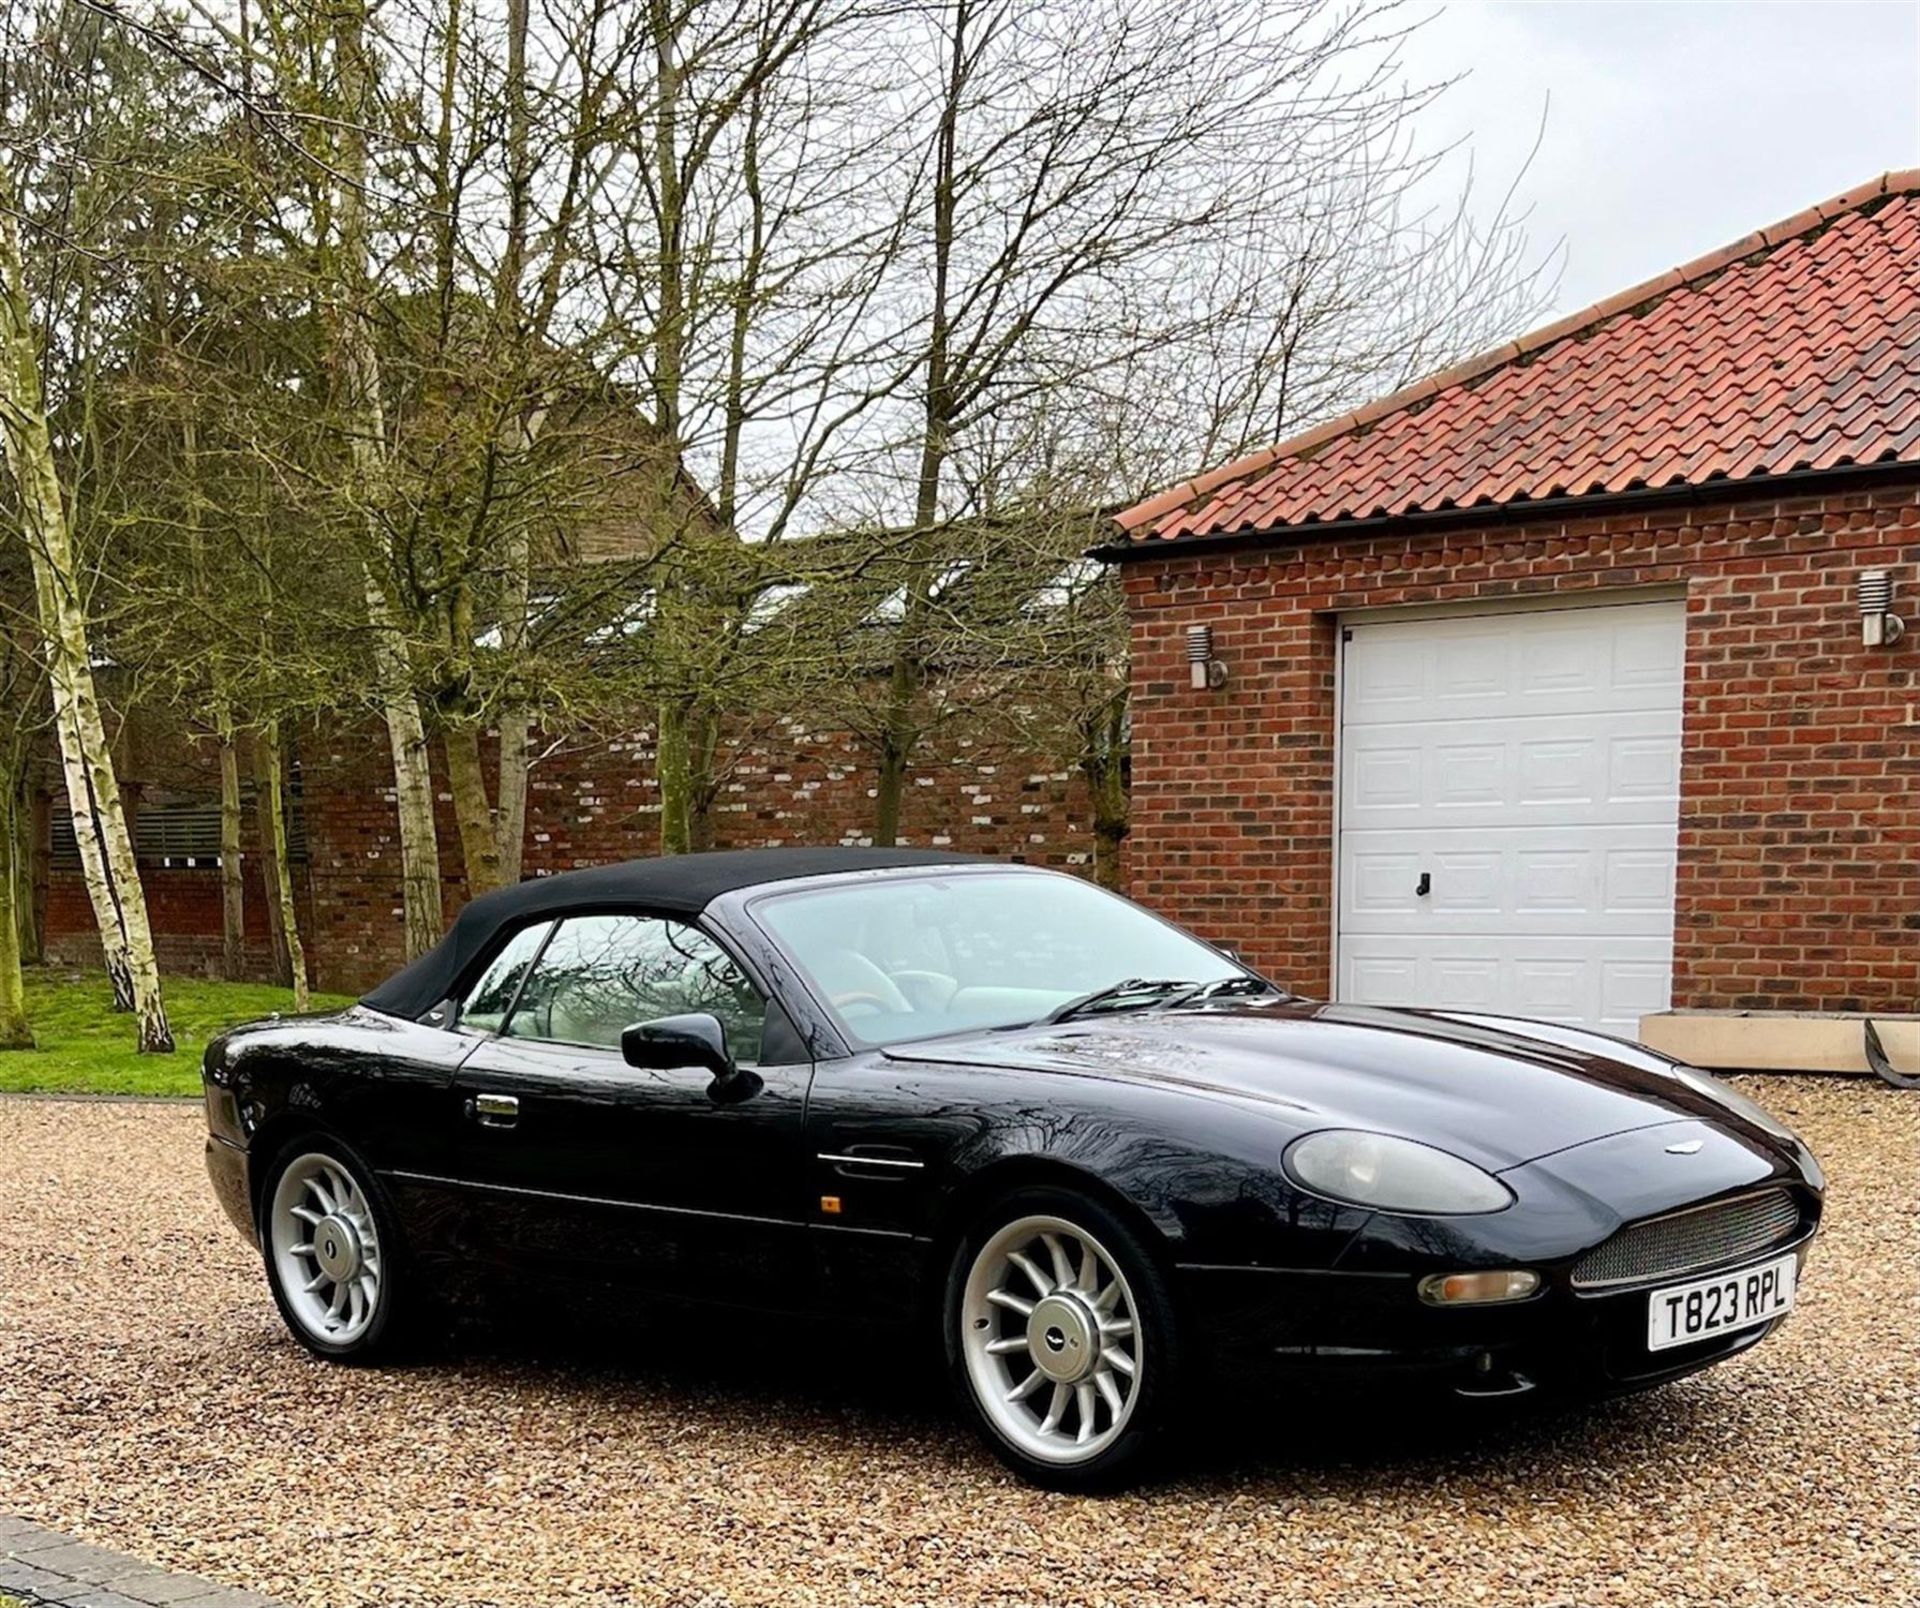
[466,1093,519,1129]
[818,1148,925,1179]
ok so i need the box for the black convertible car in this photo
[203,848,1822,1487]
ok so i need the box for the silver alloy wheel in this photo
[960,1213,1142,1464]
[268,1152,383,1347]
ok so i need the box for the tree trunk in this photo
[873,725,910,847]
[0,199,172,1052]
[23,782,47,965]
[872,622,926,846]
[491,473,536,889]
[1080,691,1130,892]
[657,698,694,856]
[256,721,309,1011]
[1089,801,1129,891]
[52,686,131,1006]
[491,0,534,889]
[0,777,32,1048]
[363,576,443,956]
[254,736,291,987]
[874,4,964,843]
[217,715,245,978]
[494,709,529,884]
[688,707,720,853]
[443,723,507,896]
[333,0,443,960]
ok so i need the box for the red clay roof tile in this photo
[1117,170,1920,542]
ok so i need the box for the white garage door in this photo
[1336,601,1684,1032]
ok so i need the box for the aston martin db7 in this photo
[202,848,1822,1487]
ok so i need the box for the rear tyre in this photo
[259,1136,405,1362]
[945,1186,1178,1490]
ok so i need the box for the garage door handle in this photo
[1415,872,1431,897]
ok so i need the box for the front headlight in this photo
[1283,1130,1514,1215]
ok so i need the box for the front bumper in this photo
[1181,1115,1822,1399]
[1180,1229,1815,1399]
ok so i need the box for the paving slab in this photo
[0,1522,287,1608]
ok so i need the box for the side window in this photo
[503,913,767,1063]
[457,921,553,1033]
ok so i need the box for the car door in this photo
[802,1049,980,1319]
[449,909,813,1312]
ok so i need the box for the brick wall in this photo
[294,718,1094,993]
[45,861,308,983]
[44,718,1095,995]
[1121,479,1920,1014]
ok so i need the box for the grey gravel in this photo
[0,1081,1913,1607]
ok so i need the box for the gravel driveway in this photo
[0,1079,1912,1608]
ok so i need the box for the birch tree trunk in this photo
[332,0,443,958]
[0,760,33,1048]
[255,736,291,987]
[363,572,443,957]
[0,202,173,1052]
[47,654,132,1005]
[256,721,309,1011]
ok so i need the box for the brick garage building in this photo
[1105,172,1919,1060]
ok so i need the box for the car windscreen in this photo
[751,872,1248,1046]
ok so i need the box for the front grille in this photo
[1571,1188,1802,1289]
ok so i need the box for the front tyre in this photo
[946,1188,1178,1490]
[260,1138,402,1361]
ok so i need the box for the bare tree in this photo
[845,0,1549,840]
[591,0,910,852]
[11,0,1554,957]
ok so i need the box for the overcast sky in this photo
[1403,1,1920,322]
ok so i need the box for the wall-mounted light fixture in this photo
[1858,569,1906,648]
[1186,623,1228,691]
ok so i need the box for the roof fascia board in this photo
[1092,460,1920,565]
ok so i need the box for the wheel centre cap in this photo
[1026,1293,1099,1383]
[313,1214,361,1282]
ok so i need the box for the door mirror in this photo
[621,1012,734,1081]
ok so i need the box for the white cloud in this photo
[1403,1,1920,321]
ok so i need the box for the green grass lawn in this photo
[0,970,355,1097]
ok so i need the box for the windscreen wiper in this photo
[1040,973,1284,1027]
[1040,977,1202,1026]
[1166,975,1286,1008]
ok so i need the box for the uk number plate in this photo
[1647,1252,1796,1352]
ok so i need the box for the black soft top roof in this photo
[360,845,988,1018]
